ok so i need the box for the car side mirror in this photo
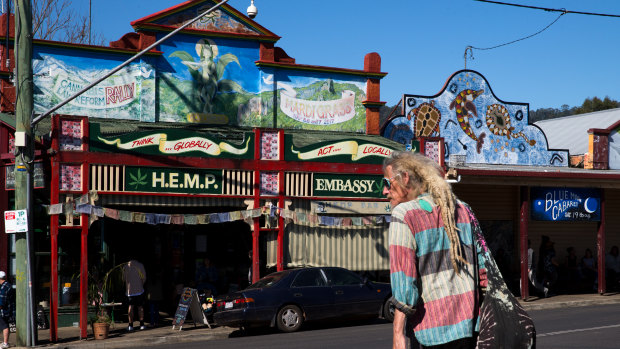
[361,277,369,286]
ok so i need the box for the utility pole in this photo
[14,0,35,346]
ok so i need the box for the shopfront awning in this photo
[99,194,248,208]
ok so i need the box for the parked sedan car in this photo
[214,267,394,332]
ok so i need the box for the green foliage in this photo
[83,263,128,325]
[169,41,242,115]
[216,53,240,80]
[530,96,620,122]
[575,96,620,115]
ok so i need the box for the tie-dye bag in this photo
[466,204,536,349]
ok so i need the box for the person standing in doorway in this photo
[123,259,146,331]
[0,271,14,348]
[146,267,164,328]
[606,246,620,291]
[383,151,486,349]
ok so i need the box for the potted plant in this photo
[86,263,126,340]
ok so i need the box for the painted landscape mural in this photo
[30,0,370,132]
[240,71,368,132]
[32,51,156,121]
[157,36,368,132]
[383,70,568,167]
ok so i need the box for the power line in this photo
[465,1,620,68]
[464,10,565,68]
[474,0,620,18]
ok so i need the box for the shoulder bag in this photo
[466,204,536,349]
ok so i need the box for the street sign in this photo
[4,209,28,233]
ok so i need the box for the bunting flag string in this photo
[43,192,391,228]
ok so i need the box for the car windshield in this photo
[246,271,288,289]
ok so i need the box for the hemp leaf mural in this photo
[128,169,148,190]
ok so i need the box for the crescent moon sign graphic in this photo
[584,197,597,214]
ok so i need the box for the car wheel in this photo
[383,298,395,322]
[276,305,303,332]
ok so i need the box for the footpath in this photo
[8,292,620,349]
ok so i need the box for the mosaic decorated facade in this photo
[382,70,569,167]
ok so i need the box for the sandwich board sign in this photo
[172,287,210,330]
[4,210,28,234]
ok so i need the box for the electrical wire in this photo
[474,0,620,18]
[466,1,620,67]
[464,5,565,68]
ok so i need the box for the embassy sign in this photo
[313,174,383,198]
[125,166,222,194]
[531,187,601,222]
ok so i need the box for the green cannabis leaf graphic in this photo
[128,169,148,190]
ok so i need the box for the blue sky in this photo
[81,0,620,111]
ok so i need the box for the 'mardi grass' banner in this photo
[285,135,398,164]
[90,123,254,159]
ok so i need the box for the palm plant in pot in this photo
[87,263,126,340]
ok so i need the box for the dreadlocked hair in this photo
[384,151,467,272]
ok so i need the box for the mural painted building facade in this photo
[0,0,396,341]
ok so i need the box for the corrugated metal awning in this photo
[266,223,389,271]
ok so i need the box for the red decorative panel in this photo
[59,119,83,151]
[261,131,279,160]
[60,164,82,191]
[420,137,445,168]
[8,134,14,154]
[260,172,278,196]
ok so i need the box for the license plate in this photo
[225,302,233,309]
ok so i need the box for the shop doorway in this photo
[87,206,254,315]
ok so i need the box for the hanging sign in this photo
[89,124,254,159]
[313,174,384,198]
[531,187,601,221]
[4,210,28,234]
[125,166,222,194]
[285,135,399,164]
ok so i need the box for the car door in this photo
[288,269,335,321]
[323,268,381,318]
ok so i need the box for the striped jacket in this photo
[389,193,487,346]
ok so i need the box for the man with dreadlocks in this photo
[383,151,486,349]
